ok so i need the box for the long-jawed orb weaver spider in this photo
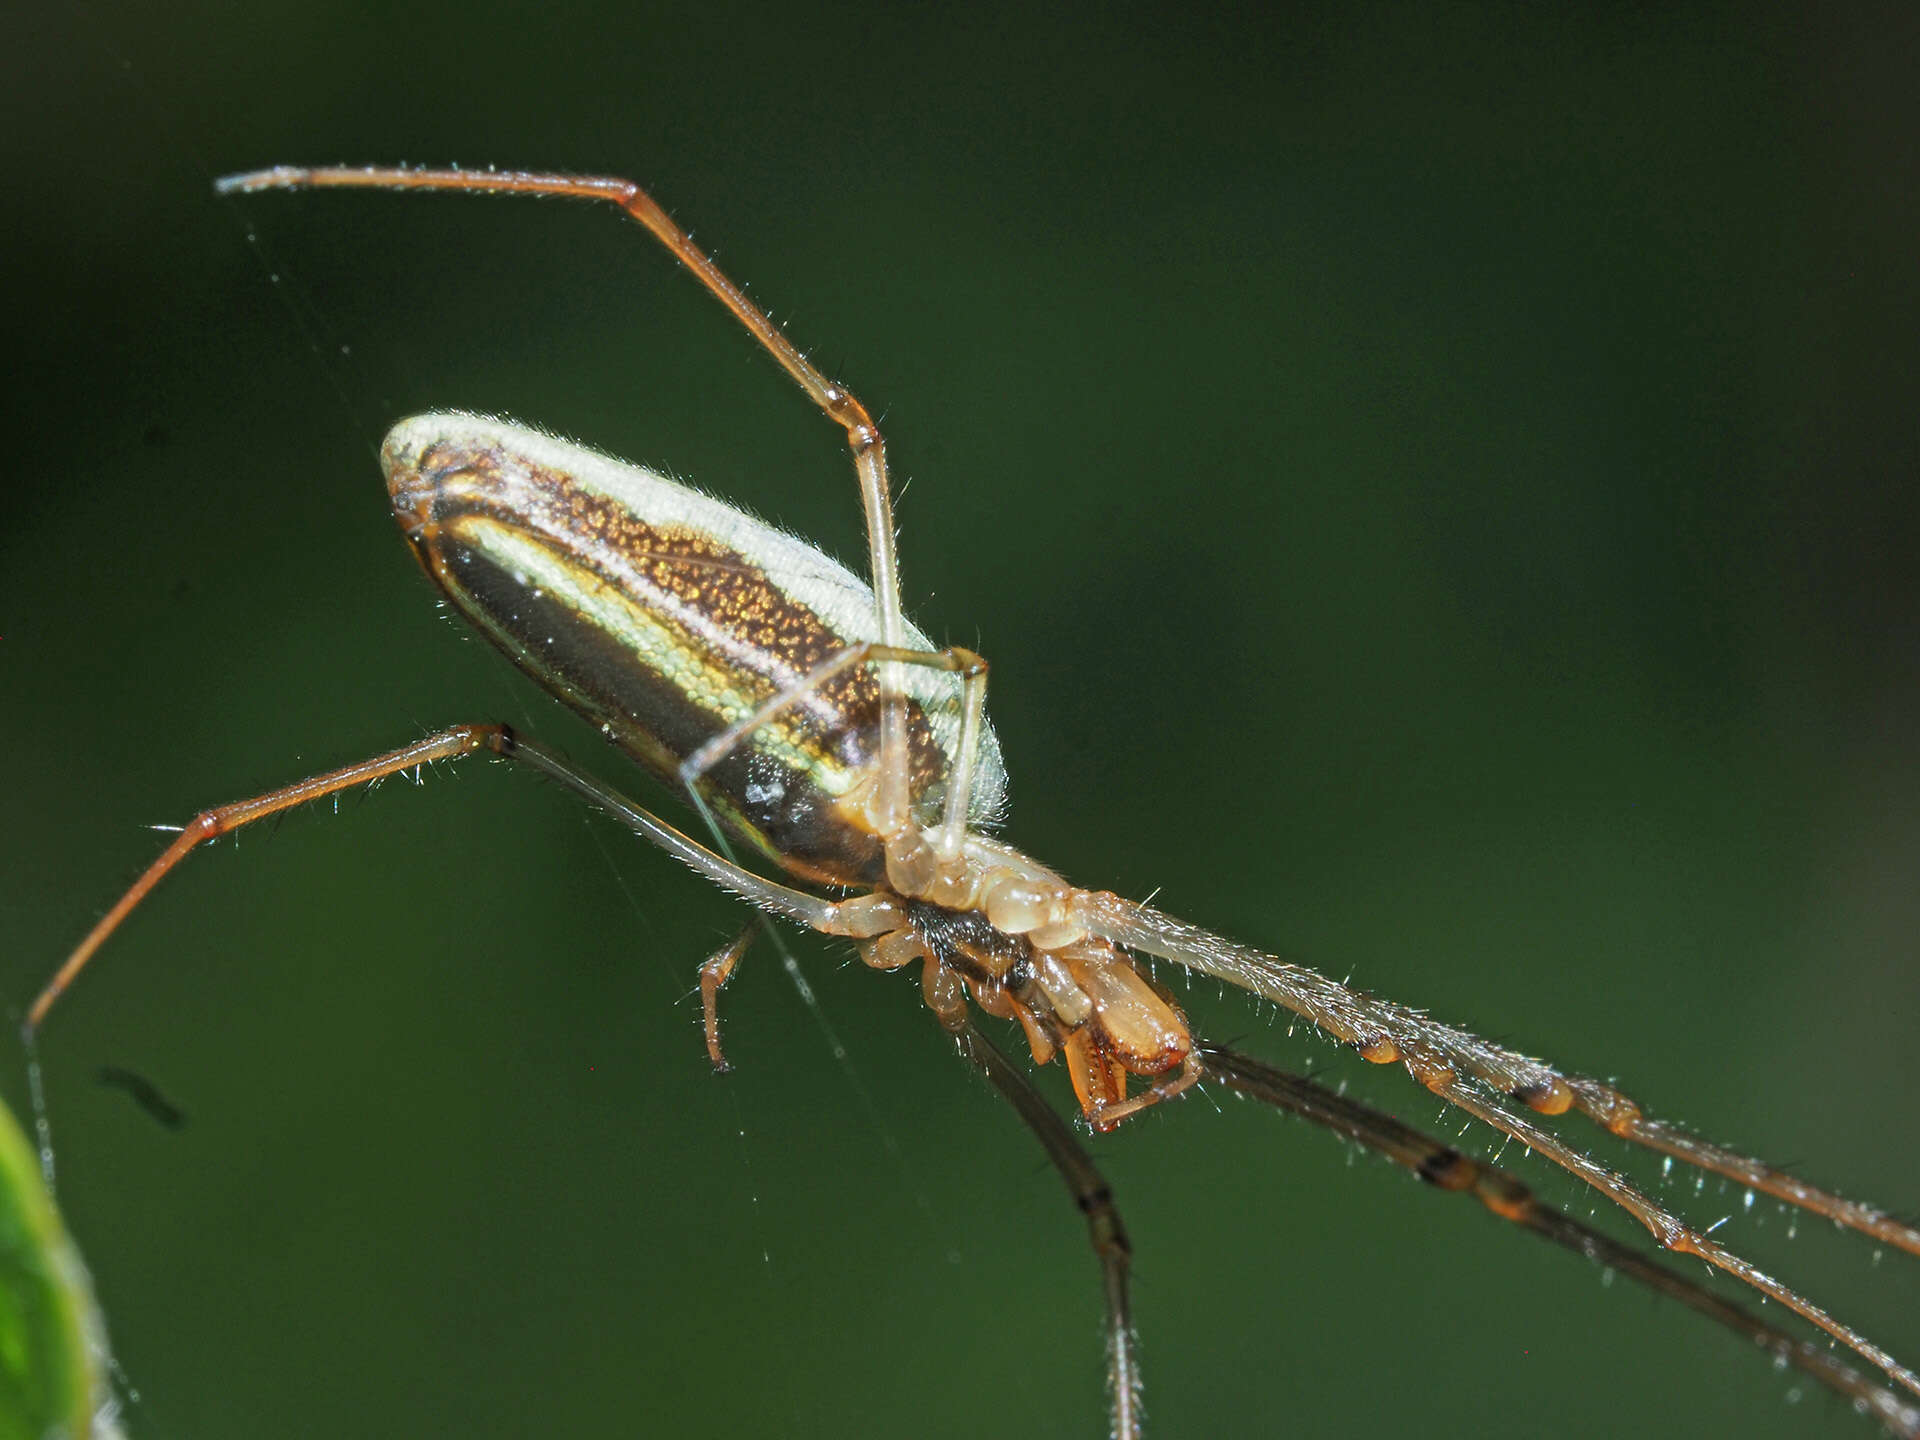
[28,165,1920,1438]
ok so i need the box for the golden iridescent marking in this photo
[386,418,986,883]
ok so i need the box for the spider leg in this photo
[1429,1072,1920,1401]
[949,1018,1141,1440]
[1078,892,1920,1398]
[1198,1041,1920,1438]
[28,724,510,1032]
[1555,1069,1920,1252]
[28,725,898,1034]
[674,640,990,892]
[491,732,906,941]
[218,165,928,861]
[1079,890,1920,1254]
[698,922,760,1072]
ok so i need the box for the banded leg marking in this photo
[951,1020,1141,1440]
[1197,1042,1920,1438]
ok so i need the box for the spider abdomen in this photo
[382,412,1007,885]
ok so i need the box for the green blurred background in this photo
[4,3,1917,1436]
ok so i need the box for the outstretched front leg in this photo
[1077,890,1920,1406]
[1080,888,1920,1250]
[27,726,902,1035]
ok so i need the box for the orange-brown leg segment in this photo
[32,725,859,1036]
[698,923,759,1073]
[1087,1056,1202,1132]
[1063,1030,1203,1133]
[27,724,511,1032]
[1063,1030,1128,1124]
[1197,1042,1920,1438]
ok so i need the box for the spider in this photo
[27,165,1918,1438]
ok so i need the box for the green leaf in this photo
[0,1088,113,1440]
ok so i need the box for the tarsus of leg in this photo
[1079,889,1920,1257]
[950,1019,1141,1440]
[1197,1041,1920,1438]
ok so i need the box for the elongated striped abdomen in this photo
[381,413,1006,886]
